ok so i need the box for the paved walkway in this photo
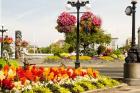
[114,85,140,93]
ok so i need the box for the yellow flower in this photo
[8,69,16,79]
[0,71,5,80]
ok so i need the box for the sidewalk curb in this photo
[83,83,127,93]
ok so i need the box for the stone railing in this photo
[21,48,53,59]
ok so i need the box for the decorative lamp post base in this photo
[75,62,80,69]
[124,63,140,85]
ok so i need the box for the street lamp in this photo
[124,0,140,86]
[67,0,90,68]
[125,0,140,63]
[0,26,7,58]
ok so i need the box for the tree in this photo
[65,29,111,55]
[40,42,71,55]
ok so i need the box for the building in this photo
[125,38,131,46]
[110,37,119,50]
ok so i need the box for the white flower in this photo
[14,81,22,90]
[0,71,5,80]
[27,85,32,90]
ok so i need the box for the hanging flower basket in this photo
[56,25,75,33]
[80,12,102,33]
[56,12,76,33]
[0,36,13,44]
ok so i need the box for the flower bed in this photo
[43,55,125,63]
[0,65,120,93]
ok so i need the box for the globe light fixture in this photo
[131,0,137,3]
[125,6,132,16]
[66,4,72,10]
[85,3,91,10]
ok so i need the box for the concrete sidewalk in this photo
[113,85,140,93]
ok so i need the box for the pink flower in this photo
[56,12,76,33]
[92,16,102,27]
[80,12,94,21]
[57,12,76,26]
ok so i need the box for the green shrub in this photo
[60,84,74,93]
[118,54,125,61]
[76,81,96,91]
[73,84,85,93]
[0,59,19,68]
[47,84,70,93]
[97,76,120,88]
[60,53,70,58]
[57,85,71,93]
[70,56,92,60]
[98,79,114,88]
[32,86,52,93]
[113,49,122,56]
[44,56,61,62]
[22,90,34,93]
[47,84,60,93]
[87,50,98,57]
[92,81,105,88]
[110,54,118,59]
[111,79,120,86]
[97,45,106,55]
[99,56,114,61]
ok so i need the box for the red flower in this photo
[3,65,9,71]
[2,78,14,90]
[93,71,97,78]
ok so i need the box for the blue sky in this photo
[1,0,140,47]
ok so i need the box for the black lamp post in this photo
[67,0,89,68]
[125,0,140,63]
[0,26,7,58]
[124,0,140,86]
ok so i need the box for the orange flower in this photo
[67,68,74,77]
[25,70,33,81]
[3,65,9,71]
[44,68,50,79]
[47,72,54,81]
[74,68,82,76]
[87,68,93,76]
[50,67,59,76]
[20,77,27,85]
